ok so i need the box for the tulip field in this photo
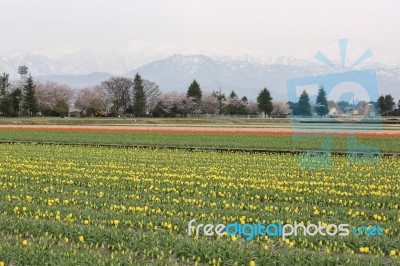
[0,126,400,152]
[0,126,399,265]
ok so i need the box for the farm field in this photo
[0,143,399,265]
[1,125,400,153]
[0,122,399,265]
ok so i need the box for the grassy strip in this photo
[0,129,399,152]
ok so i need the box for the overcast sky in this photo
[1,0,399,64]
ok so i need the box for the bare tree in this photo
[97,85,113,115]
[101,77,133,115]
[160,92,182,114]
[272,100,289,115]
[246,100,259,115]
[160,92,195,117]
[182,96,197,116]
[75,87,101,116]
[142,80,161,114]
[36,81,74,116]
[201,92,219,114]
[74,85,113,116]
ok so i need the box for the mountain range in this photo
[1,52,399,101]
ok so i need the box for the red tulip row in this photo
[0,125,399,138]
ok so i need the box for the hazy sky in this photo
[1,0,399,64]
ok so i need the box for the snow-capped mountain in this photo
[127,54,325,99]
[0,40,173,77]
[129,54,400,100]
[1,51,399,101]
[0,53,87,77]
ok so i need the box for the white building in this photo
[329,107,337,115]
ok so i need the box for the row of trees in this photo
[151,81,284,117]
[287,85,398,116]
[4,70,396,118]
[0,73,39,116]
[0,72,154,117]
[150,82,282,117]
[75,74,149,117]
[0,71,286,117]
[75,74,161,117]
[287,87,329,116]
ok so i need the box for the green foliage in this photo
[54,99,69,117]
[385,95,395,114]
[338,100,351,113]
[0,73,19,117]
[11,88,22,116]
[133,73,147,117]
[378,95,395,116]
[225,90,247,115]
[0,73,13,116]
[229,90,237,99]
[287,101,296,113]
[22,75,39,116]
[315,86,329,116]
[212,90,226,114]
[0,72,10,97]
[295,90,312,116]
[187,80,202,103]
[256,88,273,116]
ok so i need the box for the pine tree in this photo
[378,94,395,115]
[229,90,238,99]
[296,90,312,116]
[384,95,395,115]
[256,88,273,116]
[187,80,202,103]
[287,101,297,114]
[23,75,39,116]
[0,73,9,96]
[226,90,244,115]
[0,73,12,116]
[133,73,146,117]
[315,86,329,116]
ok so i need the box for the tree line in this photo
[0,72,153,117]
[0,73,38,116]
[1,70,397,117]
[287,86,398,116]
[287,87,329,116]
[0,71,286,117]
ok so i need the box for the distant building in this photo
[69,107,81,117]
[329,107,337,115]
[364,102,376,117]
[343,106,354,115]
